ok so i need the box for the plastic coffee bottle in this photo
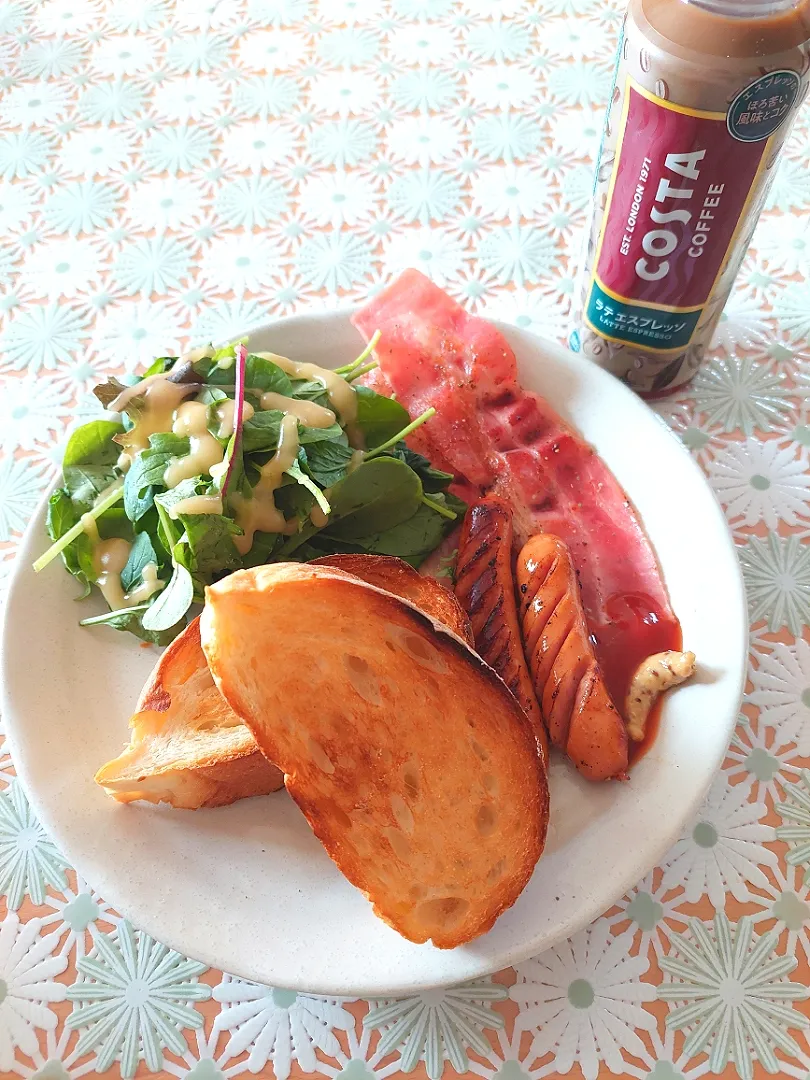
[570,0,810,396]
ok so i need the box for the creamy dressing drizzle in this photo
[104,347,359,552]
[259,392,336,428]
[231,413,300,555]
[164,400,225,488]
[79,525,165,612]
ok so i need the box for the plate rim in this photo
[1,309,748,994]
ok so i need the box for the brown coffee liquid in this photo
[571,0,810,396]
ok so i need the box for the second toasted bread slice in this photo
[201,563,548,948]
[95,618,284,808]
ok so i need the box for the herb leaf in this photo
[326,456,422,539]
[141,561,194,632]
[354,385,411,448]
[120,531,161,593]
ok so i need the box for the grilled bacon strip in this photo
[517,534,628,782]
[455,496,548,763]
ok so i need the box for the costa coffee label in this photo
[584,78,777,354]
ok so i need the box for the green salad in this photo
[35,336,465,645]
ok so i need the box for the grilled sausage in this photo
[517,534,628,781]
[455,496,548,763]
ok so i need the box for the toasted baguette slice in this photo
[95,618,284,808]
[201,563,548,948]
[312,554,473,646]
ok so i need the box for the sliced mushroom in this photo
[625,650,696,742]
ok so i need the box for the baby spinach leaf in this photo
[124,433,189,521]
[347,497,460,567]
[290,379,330,410]
[178,514,242,575]
[300,440,353,488]
[46,488,93,597]
[242,410,283,454]
[388,444,454,493]
[354,385,411,448]
[142,561,194,632]
[325,456,422,540]
[120,531,161,593]
[61,420,125,511]
[80,604,182,646]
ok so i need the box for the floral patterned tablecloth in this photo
[1,0,810,1077]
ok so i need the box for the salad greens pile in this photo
[35,339,465,645]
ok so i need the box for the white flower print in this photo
[0,131,55,181]
[471,163,552,220]
[298,170,377,228]
[34,0,101,34]
[165,33,231,74]
[485,286,570,343]
[726,715,804,804]
[464,20,531,61]
[318,27,382,66]
[113,235,193,295]
[707,437,810,529]
[692,355,794,434]
[511,921,656,1080]
[386,169,463,226]
[477,224,559,286]
[238,28,309,71]
[390,69,460,112]
[0,182,36,234]
[470,113,543,163]
[246,0,311,24]
[466,66,540,110]
[0,82,70,129]
[20,238,103,301]
[0,0,27,33]
[387,23,459,65]
[539,17,615,59]
[89,34,155,77]
[144,124,216,172]
[766,157,810,213]
[151,76,224,123]
[551,59,613,106]
[381,227,465,288]
[220,121,296,170]
[297,231,373,292]
[749,863,810,963]
[755,213,810,274]
[78,79,146,124]
[0,374,72,452]
[365,978,507,1079]
[739,533,810,635]
[199,234,281,294]
[106,0,169,31]
[0,913,67,1071]
[59,128,133,179]
[710,293,771,353]
[660,773,776,905]
[190,298,269,345]
[600,873,688,959]
[550,106,604,155]
[776,770,810,887]
[212,976,354,1079]
[320,0,381,19]
[386,115,462,166]
[658,914,809,1080]
[306,119,378,167]
[174,0,242,29]
[748,640,810,755]
[0,780,69,909]
[126,176,207,231]
[94,299,182,370]
[231,74,301,120]
[42,180,119,236]
[0,455,52,537]
[65,921,210,1078]
[621,1024,716,1080]
[214,175,288,229]
[1,305,90,374]
[771,282,810,346]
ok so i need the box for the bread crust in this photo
[201,563,549,948]
[95,618,284,808]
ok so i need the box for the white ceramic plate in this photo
[2,312,746,996]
